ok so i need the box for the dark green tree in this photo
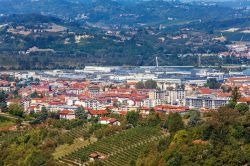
[8,103,24,117]
[135,81,145,89]
[167,113,184,134]
[30,91,40,98]
[144,79,157,89]
[235,103,249,115]
[227,87,241,109]
[205,78,220,89]
[75,106,87,120]
[126,111,140,127]
[188,109,201,126]
[231,87,241,103]
[0,91,7,112]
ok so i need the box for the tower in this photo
[156,56,159,68]
[198,54,201,68]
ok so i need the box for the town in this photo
[0,66,249,122]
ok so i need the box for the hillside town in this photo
[0,66,250,123]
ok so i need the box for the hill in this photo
[0,0,249,68]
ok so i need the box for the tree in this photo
[172,130,188,144]
[227,87,241,109]
[143,111,161,126]
[208,106,240,128]
[231,87,241,103]
[166,152,181,166]
[113,101,121,108]
[207,106,240,144]
[218,145,245,165]
[40,107,48,121]
[235,103,249,115]
[188,109,201,126]
[75,106,87,120]
[126,111,140,127]
[13,90,20,99]
[205,78,221,89]
[8,103,24,117]
[0,91,7,112]
[167,113,184,134]
[30,91,40,98]
[144,79,157,89]
[221,85,232,93]
[135,81,145,89]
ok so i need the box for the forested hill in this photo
[0,0,245,26]
[0,0,249,69]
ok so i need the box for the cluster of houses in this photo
[1,70,250,123]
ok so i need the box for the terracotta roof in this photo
[217,93,231,97]
[239,97,250,102]
[89,110,109,115]
[228,77,250,81]
[118,111,127,116]
[199,88,212,94]
[48,101,64,105]
[59,110,74,115]
[154,105,189,113]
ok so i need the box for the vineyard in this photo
[0,114,15,129]
[60,127,166,166]
[63,126,90,140]
[52,125,94,160]
[0,131,23,144]
[50,125,90,142]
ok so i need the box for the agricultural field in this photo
[0,115,15,129]
[51,126,90,142]
[61,126,166,165]
[0,131,23,144]
[53,126,97,160]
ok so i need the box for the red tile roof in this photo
[48,101,65,105]
[239,97,250,102]
[89,110,109,115]
[217,93,231,97]
[118,111,127,116]
[59,110,74,115]
[199,88,212,94]
[228,77,250,81]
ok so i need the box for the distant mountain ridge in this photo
[0,0,247,26]
[0,0,249,69]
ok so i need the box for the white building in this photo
[59,110,76,120]
[184,95,229,109]
[166,89,186,105]
[98,117,121,126]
